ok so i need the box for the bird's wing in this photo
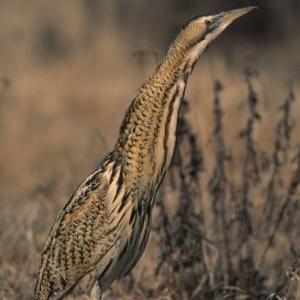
[35,153,127,299]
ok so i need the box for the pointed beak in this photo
[207,6,256,33]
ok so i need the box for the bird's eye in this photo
[205,19,212,26]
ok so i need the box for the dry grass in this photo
[0,1,300,299]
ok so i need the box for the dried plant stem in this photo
[260,151,300,268]
[208,80,232,284]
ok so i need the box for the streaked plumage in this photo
[34,7,255,300]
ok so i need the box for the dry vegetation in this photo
[0,1,300,299]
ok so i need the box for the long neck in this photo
[115,41,198,186]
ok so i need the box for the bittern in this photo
[34,7,255,300]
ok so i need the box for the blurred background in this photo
[0,0,299,299]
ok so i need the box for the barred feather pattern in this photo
[34,7,253,299]
[35,42,201,300]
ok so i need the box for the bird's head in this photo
[171,7,256,70]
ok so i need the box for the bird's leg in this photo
[127,273,135,289]
[90,282,102,300]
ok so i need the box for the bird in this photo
[34,7,255,300]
